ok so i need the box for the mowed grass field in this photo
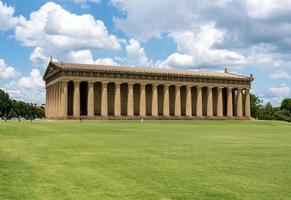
[0,120,290,200]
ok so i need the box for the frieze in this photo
[56,69,251,86]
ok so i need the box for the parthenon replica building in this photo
[43,61,253,119]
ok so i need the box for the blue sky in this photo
[0,0,290,105]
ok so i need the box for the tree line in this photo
[0,89,45,119]
[250,94,290,122]
[0,88,290,121]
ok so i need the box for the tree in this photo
[0,89,45,120]
[0,89,11,117]
[257,102,274,120]
[250,93,262,118]
[280,98,291,113]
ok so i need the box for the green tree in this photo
[0,89,11,117]
[257,102,275,120]
[250,93,262,118]
[280,98,291,113]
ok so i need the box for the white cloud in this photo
[15,2,121,67]
[246,44,291,79]
[125,39,151,66]
[111,0,233,42]
[0,1,20,31]
[2,69,45,103]
[95,58,117,65]
[67,50,94,64]
[158,53,193,69]
[270,72,291,79]
[67,49,118,65]
[18,69,44,89]
[159,24,246,69]
[0,59,19,79]
[245,0,291,19]
[267,84,290,105]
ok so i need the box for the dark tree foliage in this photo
[0,89,45,120]
[250,93,262,118]
[280,98,291,113]
[249,93,290,122]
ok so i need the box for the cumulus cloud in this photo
[159,24,246,69]
[67,49,117,65]
[261,84,290,105]
[0,1,20,31]
[3,69,45,103]
[125,39,151,66]
[0,59,19,79]
[246,44,291,79]
[18,69,44,89]
[245,0,291,19]
[111,0,291,76]
[15,2,121,67]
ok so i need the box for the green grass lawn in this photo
[0,120,290,200]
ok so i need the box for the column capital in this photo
[115,82,122,86]
[175,84,182,88]
[60,80,68,84]
[151,83,159,87]
[102,81,109,84]
[88,82,95,87]
[88,80,95,84]
[227,86,233,90]
[139,82,147,86]
[74,80,81,84]
[196,85,203,89]
[207,86,214,89]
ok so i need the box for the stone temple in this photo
[43,61,253,119]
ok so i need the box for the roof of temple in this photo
[44,61,253,81]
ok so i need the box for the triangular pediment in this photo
[43,62,60,80]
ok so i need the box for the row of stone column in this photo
[46,82,67,118]
[46,81,250,118]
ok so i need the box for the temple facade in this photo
[43,61,254,119]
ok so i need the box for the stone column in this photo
[49,86,52,118]
[175,85,181,117]
[186,85,192,117]
[52,85,55,118]
[163,84,170,117]
[45,87,49,118]
[87,82,94,117]
[61,81,68,118]
[139,83,146,117]
[114,82,121,116]
[207,86,213,117]
[236,88,243,117]
[152,84,158,117]
[73,81,80,117]
[101,81,108,117]
[127,83,134,117]
[217,87,223,117]
[196,86,203,117]
[227,87,233,117]
[245,88,251,118]
[56,83,59,117]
